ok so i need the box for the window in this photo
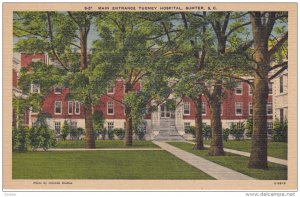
[107,86,115,94]
[280,76,284,93]
[249,102,253,115]
[69,121,77,130]
[107,122,114,130]
[31,83,40,93]
[32,121,37,127]
[249,85,253,95]
[54,101,62,114]
[184,122,191,132]
[235,83,243,95]
[268,83,273,95]
[267,122,273,129]
[32,58,42,63]
[183,102,190,115]
[280,109,284,123]
[267,103,273,115]
[68,101,73,114]
[75,101,80,115]
[54,122,61,133]
[236,122,244,129]
[202,102,206,115]
[107,101,114,115]
[54,87,62,94]
[235,102,242,116]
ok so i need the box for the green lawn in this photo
[169,142,287,180]
[202,140,287,160]
[13,150,214,179]
[55,140,159,149]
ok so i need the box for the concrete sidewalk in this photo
[36,148,163,151]
[153,141,255,180]
[186,141,287,166]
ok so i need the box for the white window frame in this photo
[183,102,190,115]
[107,101,114,115]
[31,83,40,94]
[267,122,273,129]
[32,58,42,63]
[69,121,77,130]
[184,122,191,132]
[267,103,273,115]
[54,101,62,115]
[107,122,114,130]
[235,102,243,116]
[202,102,206,115]
[249,102,253,115]
[268,83,273,95]
[75,101,80,115]
[68,101,73,115]
[249,84,253,95]
[54,87,62,94]
[107,86,115,94]
[235,83,243,95]
[54,121,61,133]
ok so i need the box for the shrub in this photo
[70,127,84,140]
[135,124,146,140]
[114,128,125,140]
[29,125,57,151]
[61,120,70,140]
[203,125,212,140]
[99,128,107,140]
[13,126,30,152]
[107,129,114,140]
[244,117,253,138]
[185,126,195,137]
[272,118,287,142]
[222,128,230,141]
[29,126,42,150]
[229,123,244,140]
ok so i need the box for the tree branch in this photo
[269,61,288,72]
[268,65,288,81]
[268,32,288,56]
[47,12,69,71]
[104,94,124,105]
[225,21,251,38]
[222,74,253,85]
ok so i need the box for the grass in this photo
[201,140,287,160]
[12,150,214,179]
[168,142,287,180]
[55,140,159,149]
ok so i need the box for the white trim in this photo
[107,87,115,95]
[183,102,190,115]
[68,101,73,115]
[248,84,253,95]
[235,102,243,116]
[31,83,40,94]
[267,102,273,116]
[54,87,62,94]
[235,83,243,95]
[75,101,80,115]
[54,101,62,115]
[107,122,114,130]
[107,101,114,115]
[249,102,253,115]
[202,102,207,115]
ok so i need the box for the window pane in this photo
[68,101,73,114]
[75,102,80,114]
[55,102,61,114]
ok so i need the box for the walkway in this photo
[153,141,255,180]
[37,148,163,151]
[186,141,287,166]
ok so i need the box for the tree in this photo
[247,12,288,169]
[94,13,177,146]
[14,12,118,148]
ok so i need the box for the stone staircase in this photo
[154,119,184,141]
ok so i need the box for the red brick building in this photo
[17,53,273,140]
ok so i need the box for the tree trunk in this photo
[248,75,269,168]
[84,102,95,149]
[208,84,224,156]
[194,94,204,150]
[248,12,271,169]
[124,106,133,146]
